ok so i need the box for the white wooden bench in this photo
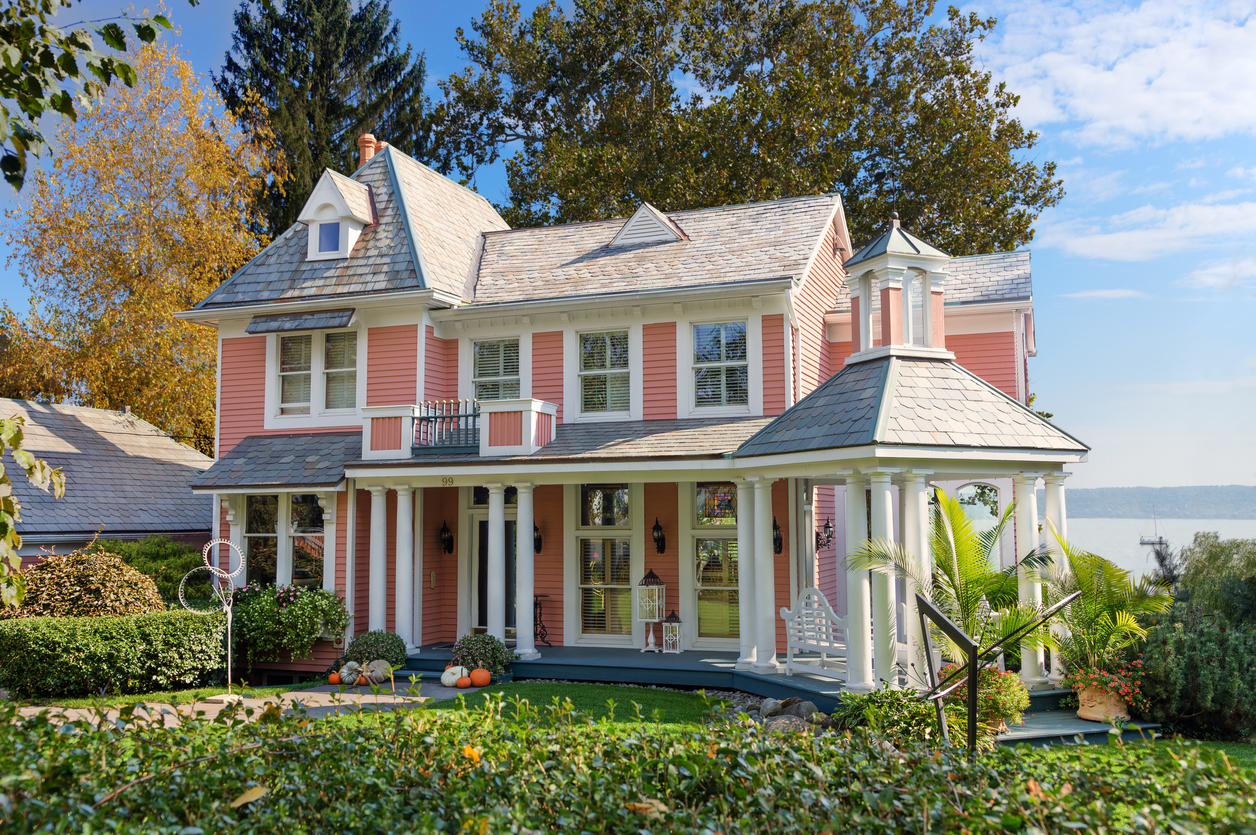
[779,587,847,681]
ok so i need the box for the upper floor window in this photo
[280,335,313,415]
[278,331,357,417]
[318,221,340,253]
[323,332,357,410]
[473,338,520,400]
[579,330,629,413]
[693,322,748,407]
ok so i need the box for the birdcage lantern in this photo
[662,609,683,654]
[635,569,666,652]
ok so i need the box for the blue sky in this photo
[1,0,1252,490]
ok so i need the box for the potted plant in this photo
[1041,532,1171,722]
[938,664,1031,732]
[451,633,518,682]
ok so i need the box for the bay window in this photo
[243,494,325,588]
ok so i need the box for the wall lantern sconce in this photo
[533,523,542,554]
[662,609,682,654]
[439,521,454,554]
[815,517,834,551]
[651,517,667,554]
[772,516,783,555]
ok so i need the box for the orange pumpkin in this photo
[469,668,491,688]
[456,676,471,689]
[329,673,341,685]
[444,664,453,670]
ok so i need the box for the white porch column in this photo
[844,473,874,693]
[751,476,779,672]
[1015,472,1048,688]
[514,483,539,659]
[734,479,756,670]
[368,486,389,632]
[900,471,931,690]
[869,470,898,688]
[223,495,245,588]
[394,486,415,650]
[1043,472,1069,685]
[485,483,506,642]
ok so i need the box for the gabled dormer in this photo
[608,202,688,248]
[299,169,375,261]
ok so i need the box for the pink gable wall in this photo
[532,331,564,422]
[762,314,787,415]
[948,332,1019,399]
[643,322,677,420]
[219,336,267,456]
[367,325,418,406]
[794,222,846,396]
[424,325,456,402]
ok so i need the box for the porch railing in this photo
[413,399,479,454]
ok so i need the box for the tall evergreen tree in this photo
[217,0,432,236]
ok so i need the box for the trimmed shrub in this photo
[3,549,165,619]
[0,609,226,699]
[1135,602,1256,737]
[939,663,1031,727]
[344,629,408,668]
[451,632,516,676]
[231,584,351,668]
[829,688,997,750]
[88,536,213,606]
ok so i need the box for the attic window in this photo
[318,222,340,253]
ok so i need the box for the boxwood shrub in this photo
[0,609,226,699]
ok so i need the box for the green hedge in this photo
[88,536,213,606]
[0,610,226,699]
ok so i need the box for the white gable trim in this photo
[608,202,686,248]
[298,170,373,226]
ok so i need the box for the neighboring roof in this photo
[843,213,949,271]
[469,194,841,305]
[0,399,212,536]
[191,432,362,491]
[325,169,373,224]
[195,147,508,310]
[946,251,1032,305]
[735,355,1088,458]
[246,308,355,334]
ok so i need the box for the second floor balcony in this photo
[362,398,559,460]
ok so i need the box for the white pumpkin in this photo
[440,665,468,687]
[338,661,362,686]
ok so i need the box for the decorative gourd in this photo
[456,676,471,688]
[440,668,463,687]
[469,668,491,687]
[329,672,341,685]
[338,661,362,686]
[364,660,392,685]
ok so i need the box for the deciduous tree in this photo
[0,42,282,454]
[0,417,65,606]
[437,0,1063,254]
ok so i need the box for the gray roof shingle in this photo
[735,355,1087,457]
[191,432,362,491]
[832,250,1033,311]
[1,399,212,536]
[843,215,949,270]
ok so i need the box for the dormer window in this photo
[298,168,375,262]
[318,221,340,253]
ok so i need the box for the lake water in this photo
[1066,518,1256,577]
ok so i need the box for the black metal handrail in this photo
[413,399,479,453]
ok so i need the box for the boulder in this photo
[781,700,818,720]
[764,715,810,734]
[759,698,783,718]
[805,712,831,728]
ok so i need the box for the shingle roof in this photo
[469,194,840,305]
[191,432,362,491]
[245,308,355,334]
[326,169,373,224]
[0,399,212,536]
[946,251,1032,305]
[843,214,949,270]
[735,356,1088,457]
[195,148,508,309]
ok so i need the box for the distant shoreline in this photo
[1036,485,1256,520]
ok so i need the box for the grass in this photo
[29,680,325,709]
[427,681,723,725]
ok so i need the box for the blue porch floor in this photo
[405,645,1155,746]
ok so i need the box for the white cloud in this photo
[1183,254,1256,288]
[1061,289,1150,299]
[980,0,1256,146]
[1228,165,1256,181]
[1038,198,1256,260]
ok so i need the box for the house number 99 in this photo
[441,477,455,486]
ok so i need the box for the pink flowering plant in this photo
[1063,658,1150,714]
[940,663,1031,727]
[232,584,350,667]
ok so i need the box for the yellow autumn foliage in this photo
[0,41,285,453]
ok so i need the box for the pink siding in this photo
[795,223,846,394]
[219,336,267,456]
[535,412,553,447]
[643,482,680,620]
[949,332,1019,399]
[489,411,523,446]
[643,322,677,420]
[762,314,787,415]
[772,479,792,653]
[370,416,402,451]
[931,292,946,349]
[829,339,854,371]
[880,286,902,347]
[815,486,838,603]
[424,325,456,401]
[533,484,564,646]
[367,325,418,406]
[532,331,564,422]
[421,487,458,644]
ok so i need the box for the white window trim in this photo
[573,328,633,419]
[680,481,740,651]
[461,334,530,403]
[263,328,366,430]
[563,483,644,646]
[677,315,760,419]
[563,325,642,422]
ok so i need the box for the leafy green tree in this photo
[216,0,434,236]
[1179,532,1256,624]
[436,0,1063,254]
[0,417,65,606]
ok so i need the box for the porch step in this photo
[998,709,1159,747]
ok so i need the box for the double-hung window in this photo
[577,484,631,637]
[277,331,357,417]
[244,494,325,588]
[279,335,313,415]
[473,338,520,400]
[323,332,357,410]
[245,495,279,586]
[579,330,629,414]
[693,321,748,407]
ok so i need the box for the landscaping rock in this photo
[764,715,809,734]
[805,711,831,728]
[759,698,783,718]
[781,700,818,720]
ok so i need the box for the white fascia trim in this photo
[731,445,1086,475]
[194,481,348,495]
[845,345,955,363]
[345,459,742,483]
[177,289,459,326]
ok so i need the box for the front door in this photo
[476,519,517,633]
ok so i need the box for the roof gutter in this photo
[176,288,461,326]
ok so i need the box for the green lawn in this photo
[29,680,324,709]
[427,681,724,725]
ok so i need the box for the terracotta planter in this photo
[992,718,1009,734]
[1076,686,1130,722]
